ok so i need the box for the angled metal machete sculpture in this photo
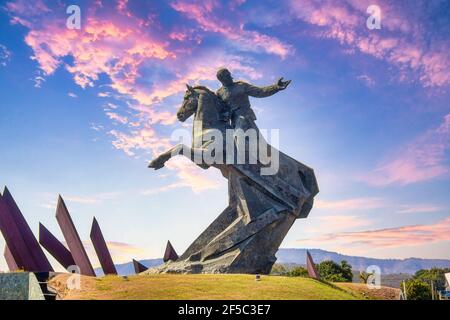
[133,259,148,273]
[4,244,19,271]
[0,187,53,272]
[39,222,75,270]
[55,195,95,276]
[90,217,117,275]
[306,250,320,280]
[163,240,179,263]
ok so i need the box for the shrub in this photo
[413,267,450,291]
[286,266,309,277]
[404,279,432,300]
[317,260,353,282]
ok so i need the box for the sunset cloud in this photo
[106,112,129,125]
[164,157,222,193]
[109,127,172,157]
[82,240,149,265]
[64,192,122,205]
[395,205,445,214]
[303,214,372,234]
[315,197,386,211]
[288,0,450,88]
[39,192,122,209]
[299,217,450,249]
[364,114,450,186]
[170,0,292,58]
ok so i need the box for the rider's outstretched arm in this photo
[242,81,281,98]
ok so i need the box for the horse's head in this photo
[177,84,199,122]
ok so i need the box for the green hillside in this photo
[49,273,383,300]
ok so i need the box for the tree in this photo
[359,271,374,284]
[340,260,353,282]
[317,260,353,282]
[413,268,450,291]
[404,279,432,300]
[287,266,309,277]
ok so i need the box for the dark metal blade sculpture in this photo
[55,195,95,276]
[4,244,19,271]
[90,217,117,275]
[306,250,320,280]
[0,187,53,272]
[39,222,75,269]
[133,259,148,274]
[163,240,179,262]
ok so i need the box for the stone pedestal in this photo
[0,272,45,300]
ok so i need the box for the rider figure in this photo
[215,68,291,131]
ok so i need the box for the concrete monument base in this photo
[0,272,45,300]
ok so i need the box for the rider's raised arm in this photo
[241,81,280,98]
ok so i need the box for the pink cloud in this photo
[304,214,372,234]
[364,114,450,186]
[289,0,450,87]
[22,17,174,96]
[82,240,148,266]
[164,157,222,193]
[170,0,292,58]
[4,0,50,17]
[108,127,172,157]
[300,217,450,249]
[64,192,122,205]
[396,205,444,214]
[315,197,386,211]
[106,112,129,125]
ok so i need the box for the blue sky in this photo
[0,0,449,271]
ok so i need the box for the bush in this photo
[404,279,432,300]
[286,266,309,277]
[317,260,353,282]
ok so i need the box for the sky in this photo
[0,0,449,272]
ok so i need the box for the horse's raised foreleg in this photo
[148,144,208,170]
[148,144,184,170]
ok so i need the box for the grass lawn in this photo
[50,273,372,300]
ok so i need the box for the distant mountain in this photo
[96,249,450,276]
[95,258,163,276]
[276,248,450,274]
